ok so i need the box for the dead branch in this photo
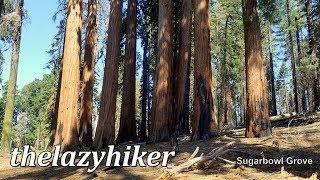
[158,141,236,180]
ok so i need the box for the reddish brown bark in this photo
[150,0,173,142]
[175,0,192,135]
[53,0,82,151]
[242,0,271,138]
[192,0,218,140]
[117,0,137,143]
[93,0,122,149]
[79,0,97,147]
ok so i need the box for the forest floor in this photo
[0,113,320,179]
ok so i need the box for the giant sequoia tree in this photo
[79,0,97,147]
[192,0,218,140]
[242,0,271,138]
[117,0,137,143]
[1,0,23,152]
[94,0,122,148]
[175,0,192,135]
[53,0,82,151]
[150,0,173,142]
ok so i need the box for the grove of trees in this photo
[0,0,319,152]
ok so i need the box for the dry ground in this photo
[0,113,320,179]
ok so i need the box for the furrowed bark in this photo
[117,0,137,143]
[242,0,271,138]
[93,0,122,149]
[150,0,173,142]
[192,0,218,140]
[175,0,191,135]
[53,0,82,151]
[79,0,97,147]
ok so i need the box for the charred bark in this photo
[192,0,218,140]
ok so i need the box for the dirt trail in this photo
[0,115,319,179]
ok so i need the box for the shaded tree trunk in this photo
[53,0,82,152]
[150,0,173,142]
[242,0,271,138]
[267,23,277,116]
[222,15,233,127]
[304,0,319,111]
[285,0,299,113]
[117,0,137,143]
[140,32,148,142]
[192,0,218,140]
[93,0,122,149]
[79,0,97,148]
[1,0,23,152]
[175,0,191,135]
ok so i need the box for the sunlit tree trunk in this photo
[93,0,122,149]
[117,0,137,143]
[192,0,218,140]
[242,0,271,138]
[79,0,97,147]
[1,0,23,152]
[150,0,173,142]
[53,0,82,152]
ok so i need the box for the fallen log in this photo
[157,141,236,180]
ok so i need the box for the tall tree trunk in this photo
[222,15,233,127]
[267,23,277,116]
[304,0,319,110]
[53,0,82,152]
[285,0,299,113]
[140,32,148,142]
[192,0,218,140]
[117,0,137,143]
[242,0,271,138]
[175,0,191,135]
[1,0,23,152]
[295,17,307,112]
[93,0,122,149]
[150,0,173,142]
[79,0,97,148]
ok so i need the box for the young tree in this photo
[117,0,137,143]
[79,0,97,147]
[93,0,122,148]
[192,0,218,140]
[242,0,271,138]
[1,0,23,152]
[150,0,173,142]
[53,0,82,151]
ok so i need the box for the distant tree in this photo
[1,0,23,152]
